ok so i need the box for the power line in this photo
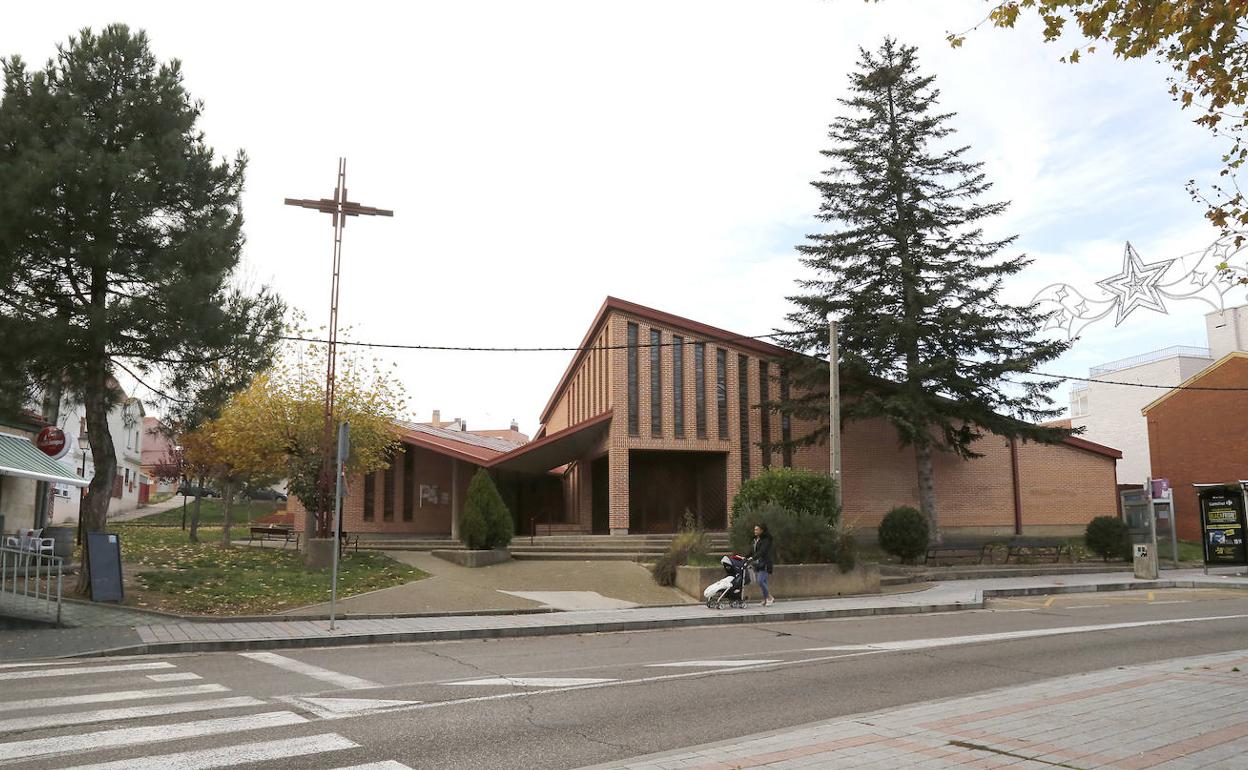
[278,332,1248,392]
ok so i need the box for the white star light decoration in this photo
[1031,235,1248,339]
[1094,242,1174,325]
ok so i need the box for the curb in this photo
[46,576,1248,661]
[68,599,984,658]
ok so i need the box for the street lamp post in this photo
[828,313,843,512]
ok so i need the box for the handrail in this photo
[0,545,63,626]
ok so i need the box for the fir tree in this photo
[0,26,283,591]
[782,39,1071,541]
[460,469,513,550]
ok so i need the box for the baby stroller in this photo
[704,554,752,609]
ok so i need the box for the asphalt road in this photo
[3,588,1248,769]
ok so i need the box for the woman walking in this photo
[752,524,775,606]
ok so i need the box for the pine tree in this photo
[782,39,1072,542]
[0,26,283,591]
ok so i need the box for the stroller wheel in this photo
[706,598,716,609]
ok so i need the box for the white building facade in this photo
[48,395,146,524]
[1070,303,1248,485]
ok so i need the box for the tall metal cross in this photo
[285,157,392,535]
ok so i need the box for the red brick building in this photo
[1144,352,1248,541]
[296,297,1121,538]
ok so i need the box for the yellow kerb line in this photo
[1147,591,1156,602]
[1043,596,1056,608]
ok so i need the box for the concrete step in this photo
[510,551,653,562]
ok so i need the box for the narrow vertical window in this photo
[738,354,750,480]
[627,322,639,436]
[780,370,793,468]
[694,342,707,439]
[716,348,728,440]
[649,329,662,437]
[383,466,395,521]
[759,361,772,469]
[672,336,685,438]
[364,472,376,521]
[403,449,415,521]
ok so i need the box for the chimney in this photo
[431,409,441,427]
[456,418,466,431]
[510,419,519,432]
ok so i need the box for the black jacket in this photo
[751,534,774,573]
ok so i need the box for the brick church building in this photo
[293,297,1121,538]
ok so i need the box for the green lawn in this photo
[108,524,426,615]
[129,499,281,527]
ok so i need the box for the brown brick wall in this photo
[1147,355,1248,541]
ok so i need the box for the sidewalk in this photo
[3,568,1246,662]
[587,648,1248,769]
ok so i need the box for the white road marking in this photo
[0,661,175,681]
[1150,600,1192,605]
[282,696,424,719]
[0,684,228,713]
[146,672,203,682]
[328,762,415,770]
[646,659,782,668]
[0,658,95,670]
[802,614,1248,653]
[57,733,357,770]
[0,696,264,734]
[239,652,378,690]
[989,608,1042,612]
[446,676,617,687]
[1065,604,1111,609]
[0,710,306,762]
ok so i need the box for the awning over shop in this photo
[0,433,88,486]
[490,411,612,475]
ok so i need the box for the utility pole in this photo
[828,313,843,512]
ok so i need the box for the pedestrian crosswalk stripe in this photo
[446,677,617,687]
[147,672,202,681]
[282,696,424,719]
[0,683,228,713]
[239,652,379,690]
[56,733,358,770]
[0,710,307,762]
[0,695,264,734]
[646,659,782,668]
[0,661,176,681]
[328,762,416,770]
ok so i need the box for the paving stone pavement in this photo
[589,649,1248,769]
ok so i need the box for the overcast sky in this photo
[4,1,1235,436]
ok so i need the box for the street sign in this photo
[35,426,69,459]
[1197,485,1248,567]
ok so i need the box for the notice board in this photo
[86,531,124,603]
[1198,486,1248,567]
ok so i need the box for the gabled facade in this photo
[295,297,1123,539]
[1144,351,1248,541]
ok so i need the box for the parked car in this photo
[244,487,287,502]
[177,483,219,498]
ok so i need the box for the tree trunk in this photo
[914,442,940,544]
[75,363,117,595]
[221,479,234,548]
[189,477,202,543]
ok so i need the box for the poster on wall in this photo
[1197,485,1248,567]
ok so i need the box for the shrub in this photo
[651,528,708,586]
[460,469,513,550]
[731,468,840,527]
[878,506,929,564]
[729,502,854,569]
[1085,516,1131,561]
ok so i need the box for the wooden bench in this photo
[248,526,299,549]
[1005,540,1071,563]
[924,542,991,565]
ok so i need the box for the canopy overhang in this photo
[490,412,612,475]
[0,433,88,487]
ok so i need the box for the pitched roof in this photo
[1141,351,1248,415]
[539,296,792,424]
[394,420,527,464]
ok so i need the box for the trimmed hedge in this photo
[1085,515,1131,561]
[878,506,929,564]
[730,468,840,527]
[730,502,856,571]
